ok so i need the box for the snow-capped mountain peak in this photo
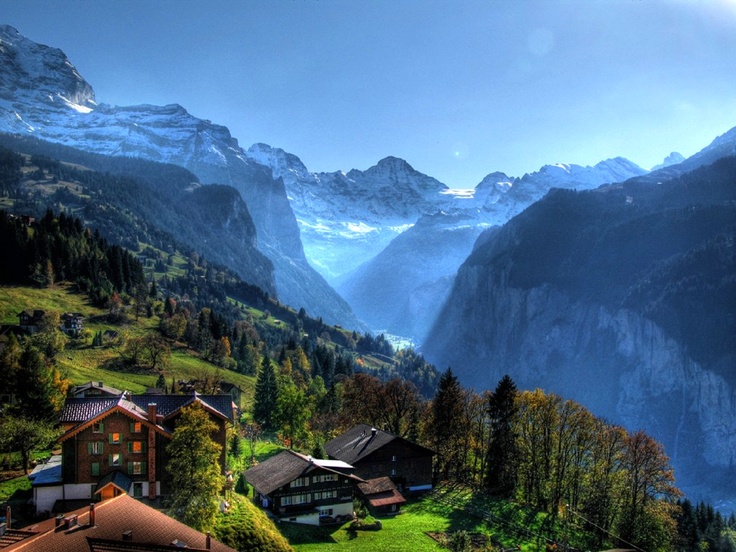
[0,24,95,109]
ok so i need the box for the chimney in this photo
[156,414,164,425]
[5,505,10,529]
[55,514,65,528]
[98,381,104,387]
[206,532,211,550]
[89,503,95,527]
[122,530,133,541]
[371,427,377,438]
[147,403,157,424]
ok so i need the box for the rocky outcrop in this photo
[425,268,735,486]
[423,158,736,499]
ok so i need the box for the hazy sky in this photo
[2,0,736,187]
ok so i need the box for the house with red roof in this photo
[1,493,236,551]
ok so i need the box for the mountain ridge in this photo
[0,24,361,329]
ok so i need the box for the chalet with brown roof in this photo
[1,494,236,551]
[325,424,435,492]
[71,382,123,399]
[17,309,45,333]
[61,312,84,336]
[245,449,361,525]
[33,393,234,515]
[357,476,407,516]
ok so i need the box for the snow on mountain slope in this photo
[0,24,361,329]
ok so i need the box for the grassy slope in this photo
[215,495,294,552]
[0,284,256,406]
[278,484,554,552]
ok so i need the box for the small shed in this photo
[357,476,406,516]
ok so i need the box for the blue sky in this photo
[2,0,735,187]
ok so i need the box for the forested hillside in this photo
[1,167,734,551]
[0,134,276,295]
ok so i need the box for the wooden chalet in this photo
[325,424,435,492]
[245,449,361,525]
[356,476,407,516]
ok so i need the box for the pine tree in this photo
[253,356,278,431]
[485,374,519,498]
[166,402,225,532]
[427,368,467,481]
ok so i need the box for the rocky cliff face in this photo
[0,25,360,328]
[423,158,736,500]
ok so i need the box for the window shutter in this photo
[127,442,132,453]
[100,442,104,454]
[142,441,147,453]
[88,442,93,454]
[128,462,133,474]
[108,454,112,466]
[108,433,113,444]
[142,461,147,475]
[100,422,104,433]
[91,462,99,476]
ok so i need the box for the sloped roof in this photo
[130,393,234,423]
[59,397,120,424]
[94,470,133,496]
[325,424,434,465]
[71,381,122,397]
[29,455,62,487]
[59,396,169,443]
[1,494,236,552]
[245,449,359,496]
[357,477,407,508]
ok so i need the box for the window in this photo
[315,490,336,500]
[92,422,104,434]
[91,462,100,476]
[128,461,146,475]
[109,432,122,444]
[391,468,396,476]
[132,482,143,498]
[320,508,333,516]
[128,441,145,454]
[110,453,122,467]
[282,494,310,506]
[88,441,104,455]
[130,422,142,433]
[392,455,397,462]
[312,474,337,483]
[290,477,308,488]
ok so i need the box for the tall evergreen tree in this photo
[427,367,467,482]
[253,356,278,431]
[486,374,519,498]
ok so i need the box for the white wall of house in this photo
[282,511,320,525]
[64,482,95,500]
[34,485,63,514]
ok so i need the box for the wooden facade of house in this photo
[34,393,233,514]
[357,476,407,516]
[245,450,361,525]
[61,312,84,335]
[325,424,435,492]
[17,309,44,333]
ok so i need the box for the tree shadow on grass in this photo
[277,521,342,545]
